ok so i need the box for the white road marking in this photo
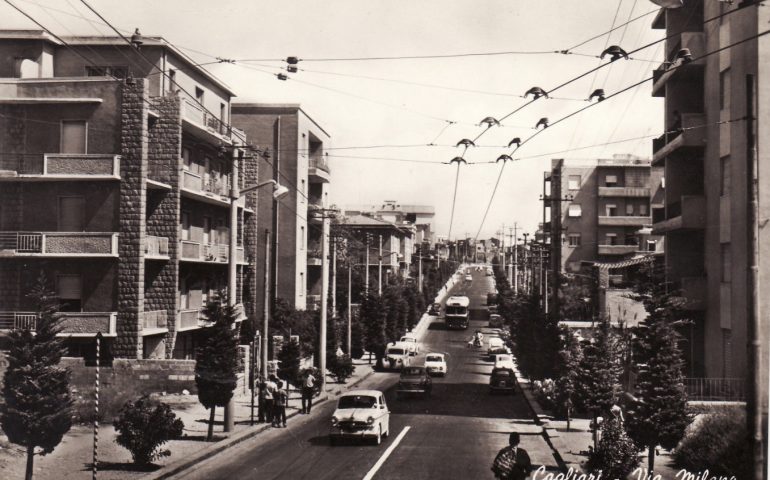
[362,426,411,480]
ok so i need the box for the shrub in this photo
[586,418,640,479]
[277,340,301,386]
[674,408,750,479]
[328,354,355,383]
[114,396,184,465]
[532,379,557,411]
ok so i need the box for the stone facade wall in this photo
[145,95,182,358]
[115,80,149,359]
[241,153,259,323]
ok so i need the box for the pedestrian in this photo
[264,375,277,424]
[257,375,267,423]
[273,379,288,428]
[301,370,316,414]
[491,432,532,480]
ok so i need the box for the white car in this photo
[465,274,473,282]
[399,335,420,355]
[425,353,447,376]
[385,344,412,370]
[494,353,515,371]
[330,390,390,445]
[487,337,509,356]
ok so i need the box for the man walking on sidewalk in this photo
[301,370,316,414]
[492,432,532,480]
[272,380,288,428]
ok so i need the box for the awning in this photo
[585,253,659,271]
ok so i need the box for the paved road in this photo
[174,265,558,480]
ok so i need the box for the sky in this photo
[3,0,665,240]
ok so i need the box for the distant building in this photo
[344,201,434,244]
[232,104,331,312]
[543,155,664,277]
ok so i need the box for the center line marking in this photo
[362,426,411,480]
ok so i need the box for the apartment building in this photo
[0,30,257,361]
[649,0,769,402]
[544,155,664,275]
[344,201,435,244]
[333,214,414,287]
[231,104,331,312]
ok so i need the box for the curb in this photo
[144,368,376,480]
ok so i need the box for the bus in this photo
[444,296,470,329]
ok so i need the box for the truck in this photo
[444,295,470,330]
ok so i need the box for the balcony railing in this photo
[142,310,168,330]
[179,309,204,330]
[597,216,652,227]
[145,235,169,258]
[310,155,330,173]
[598,186,651,198]
[0,311,117,336]
[652,113,706,164]
[0,154,120,179]
[685,377,745,402]
[178,241,244,263]
[0,232,118,257]
[652,32,705,97]
[181,169,231,198]
[598,244,639,255]
[652,195,706,234]
[182,97,230,138]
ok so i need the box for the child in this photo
[273,380,288,428]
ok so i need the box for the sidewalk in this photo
[0,357,375,480]
[513,360,680,479]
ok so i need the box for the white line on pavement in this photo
[362,426,411,480]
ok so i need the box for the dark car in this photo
[428,303,441,316]
[489,368,516,394]
[396,366,432,399]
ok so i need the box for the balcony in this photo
[597,216,652,227]
[651,32,705,97]
[652,113,706,165]
[0,154,120,181]
[308,203,324,223]
[0,311,117,337]
[180,168,232,205]
[179,241,245,264]
[652,195,706,234]
[181,97,232,144]
[307,248,323,266]
[308,156,331,183]
[141,309,169,335]
[0,232,118,257]
[145,235,170,260]
[685,377,745,402]
[598,186,651,198]
[307,295,321,311]
[598,245,639,256]
[178,303,245,331]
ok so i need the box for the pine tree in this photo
[361,293,387,366]
[627,291,692,473]
[586,416,640,479]
[1,274,73,480]
[576,318,623,449]
[555,327,583,430]
[277,339,301,385]
[195,294,239,441]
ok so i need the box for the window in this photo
[195,86,205,105]
[568,234,581,247]
[640,203,648,216]
[182,147,192,169]
[301,179,306,203]
[625,204,634,216]
[721,243,731,282]
[605,175,618,187]
[58,196,85,231]
[57,274,82,312]
[606,234,617,246]
[606,204,617,217]
[168,69,176,92]
[568,175,581,190]
[568,204,582,217]
[300,226,305,249]
[647,240,657,252]
[60,120,87,154]
[719,68,731,111]
[203,216,212,245]
[720,155,731,196]
[181,211,190,241]
[85,65,128,78]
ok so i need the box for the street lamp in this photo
[240,179,289,199]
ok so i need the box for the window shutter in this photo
[57,275,82,299]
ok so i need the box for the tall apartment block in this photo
[232,104,331,312]
[0,30,259,361]
[648,0,769,406]
[544,155,664,275]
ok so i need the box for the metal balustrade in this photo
[685,377,745,402]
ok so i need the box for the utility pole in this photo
[378,234,383,295]
[347,263,352,354]
[745,73,763,480]
[262,229,270,379]
[501,223,506,273]
[522,233,530,294]
[512,225,518,294]
[365,234,370,295]
[509,225,516,287]
[331,236,337,316]
[224,148,241,433]
[418,244,423,293]
[319,208,330,392]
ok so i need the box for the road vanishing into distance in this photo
[173,266,559,480]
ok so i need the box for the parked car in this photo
[487,304,499,315]
[385,344,411,370]
[488,313,503,328]
[329,390,390,445]
[428,302,441,316]
[486,267,493,276]
[489,368,516,394]
[396,366,432,399]
[396,336,420,356]
[487,337,509,357]
[424,353,447,376]
[494,353,515,371]
[465,274,473,282]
